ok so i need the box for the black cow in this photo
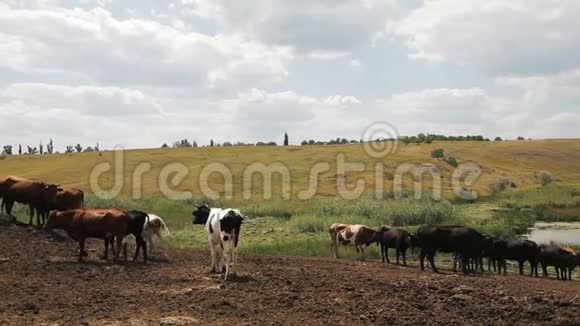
[106,210,150,263]
[500,239,539,277]
[377,226,416,266]
[538,244,577,281]
[416,225,487,274]
[482,235,508,274]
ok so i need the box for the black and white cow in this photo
[192,205,244,281]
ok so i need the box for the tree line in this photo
[1,139,101,156]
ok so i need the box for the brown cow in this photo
[51,187,85,211]
[330,223,380,260]
[44,209,130,261]
[1,176,59,226]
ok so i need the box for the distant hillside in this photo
[1,139,580,200]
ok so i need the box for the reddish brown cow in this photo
[330,223,380,260]
[45,209,130,261]
[1,176,59,226]
[51,187,85,211]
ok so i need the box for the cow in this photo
[499,239,539,276]
[416,225,487,274]
[128,213,170,255]
[50,187,84,211]
[377,226,416,266]
[44,209,130,261]
[1,176,59,226]
[329,223,379,260]
[482,235,508,275]
[539,244,578,281]
[192,205,244,281]
[111,210,150,263]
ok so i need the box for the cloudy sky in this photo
[1,0,579,150]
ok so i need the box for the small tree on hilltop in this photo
[283,133,289,146]
[75,144,83,153]
[2,145,13,155]
[494,137,502,141]
[47,139,54,154]
[39,141,43,155]
[18,144,22,155]
[65,145,74,153]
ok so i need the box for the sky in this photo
[1,0,580,150]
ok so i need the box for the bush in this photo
[536,171,553,187]
[444,156,459,167]
[431,148,445,159]
[0,153,6,160]
[492,177,512,193]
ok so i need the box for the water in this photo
[526,222,580,246]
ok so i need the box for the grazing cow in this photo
[192,205,244,281]
[329,223,379,260]
[539,244,578,281]
[1,177,59,226]
[482,236,508,275]
[500,239,539,277]
[44,209,130,261]
[416,225,487,274]
[121,214,169,260]
[377,226,416,266]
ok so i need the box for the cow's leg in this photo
[113,236,123,262]
[502,259,507,275]
[79,237,86,261]
[208,242,217,273]
[402,249,407,266]
[385,247,390,264]
[360,246,366,261]
[556,267,561,280]
[103,238,110,260]
[518,261,524,275]
[223,249,232,281]
[137,236,147,263]
[461,256,468,274]
[396,249,401,265]
[28,205,34,225]
[452,254,458,273]
[541,263,548,277]
[419,249,426,271]
[5,200,15,221]
[146,234,154,255]
[428,252,438,273]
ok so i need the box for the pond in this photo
[526,222,580,246]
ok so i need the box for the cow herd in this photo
[331,224,580,281]
[0,176,169,263]
[0,175,578,282]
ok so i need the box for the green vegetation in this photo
[2,140,580,257]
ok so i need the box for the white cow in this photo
[192,205,244,281]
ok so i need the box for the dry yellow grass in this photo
[1,139,580,201]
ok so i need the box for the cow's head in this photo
[219,210,244,243]
[42,183,60,205]
[192,205,211,225]
[44,210,62,229]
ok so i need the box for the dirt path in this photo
[0,224,579,325]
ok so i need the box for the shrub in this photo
[431,148,445,159]
[444,156,459,167]
[536,171,553,187]
[0,153,6,160]
[492,177,512,193]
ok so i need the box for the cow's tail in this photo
[79,190,85,208]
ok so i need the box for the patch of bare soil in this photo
[0,224,579,325]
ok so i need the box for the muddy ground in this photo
[0,223,579,326]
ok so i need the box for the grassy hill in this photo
[2,139,580,256]
[2,139,580,199]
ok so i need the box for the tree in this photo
[47,139,54,154]
[431,148,445,159]
[283,133,289,146]
[18,144,22,155]
[417,133,426,144]
[39,141,44,155]
[83,146,95,152]
[210,139,214,147]
[193,141,198,147]
[2,145,13,155]
[95,142,100,152]
[65,145,74,153]
[75,144,83,153]
[161,143,169,148]
[301,140,308,146]
[517,136,525,140]
[27,146,38,155]
[494,137,502,141]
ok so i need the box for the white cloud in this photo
[0,4,291,90]
[397,0,580,76]
[349,59,362,67]
[185,0,402,55]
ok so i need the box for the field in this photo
[1,140,580,324]
[0,224,579,325]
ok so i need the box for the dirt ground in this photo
[0,223,579,326]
